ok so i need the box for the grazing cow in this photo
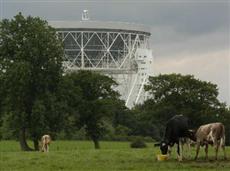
[155,115,194,161]
[41,135,51,152]
[194,122,226,160]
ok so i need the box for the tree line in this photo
[0,13,229,150]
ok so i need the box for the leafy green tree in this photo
[0,74,4,137]
[0,13,63,150]
[69,71,119,149]
[133,73,229,140]
[55,73,82,140]
[216,105,230,145]
[112,101,134,129]
[144,74,222,126]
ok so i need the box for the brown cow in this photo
[41,135,51,152]
[194,122,226,160]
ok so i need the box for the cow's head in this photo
[159,141,168,154]
[188,129,196,141]
[154,141,169,155]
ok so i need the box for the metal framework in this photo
[50,20,153,108]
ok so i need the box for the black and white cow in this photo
[155,115,194,161]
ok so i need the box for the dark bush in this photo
[130,138,147,148]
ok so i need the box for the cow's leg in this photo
[187,140,191,158]
[194,142,200,160]
[180,140,184,159]
[180,142,183,161]
[183,139,190,159]
[42,143,45,152]
[181,139,190,159]
[204,143,208,160]
[214,140,219,160]
[45,144,47,152]
[177,143,180,160]
[221,144,226,160]
[168,146,172,156]
[220,137,226,160]
[208,131,219,160]
[215,145,219,160]
[177,142,182,161]
[47,144,49,152]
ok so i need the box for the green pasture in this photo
[0,141,229,171]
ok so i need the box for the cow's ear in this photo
[154,143,160,147]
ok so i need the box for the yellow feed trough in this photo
[157,154,169,161]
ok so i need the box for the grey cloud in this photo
[2,1,229,34]
[151,27,229,58]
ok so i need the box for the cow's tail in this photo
[220,124,225,147]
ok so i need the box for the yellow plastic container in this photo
[157,154,169,161]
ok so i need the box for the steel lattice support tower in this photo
[50,20,154,108]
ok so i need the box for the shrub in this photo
[130,138,147,148]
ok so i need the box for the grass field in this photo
[0,141,229,171]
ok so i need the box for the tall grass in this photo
[0,141,229,171]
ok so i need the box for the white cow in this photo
[41,135,51,152]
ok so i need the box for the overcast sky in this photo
[1,0,229,106]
